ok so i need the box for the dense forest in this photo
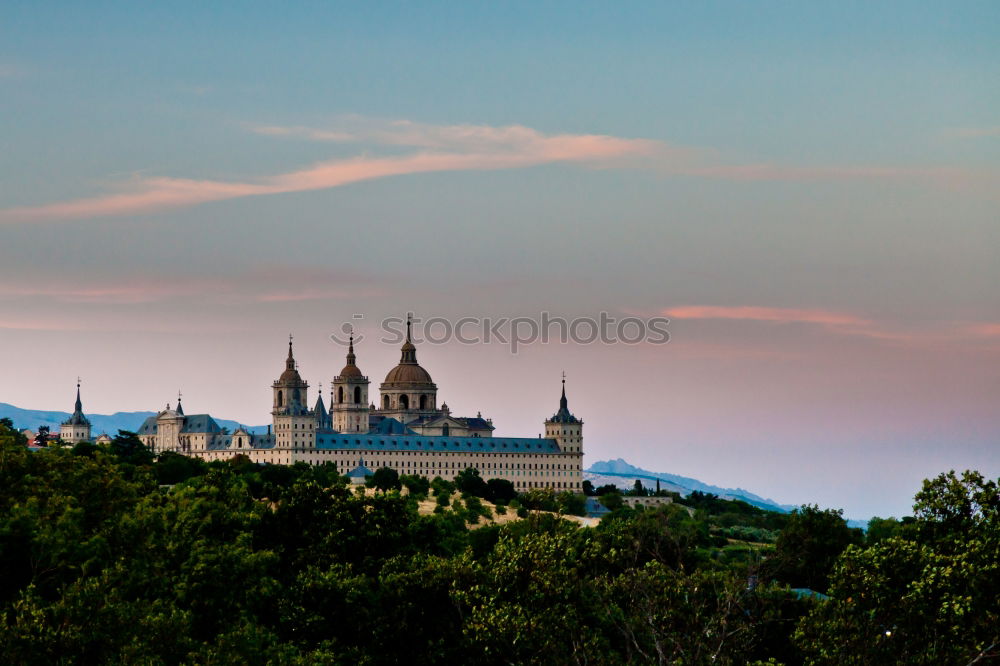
[0,419,997,664]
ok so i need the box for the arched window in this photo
[399,395,409,410]
[293,388,301,403]
[419,394,428,410]
[383,395,390,409]
[354,386,362,404]
[277,390,284,407]
[338,386,344,403]
[442,423,450,436]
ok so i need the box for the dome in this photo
[279,366,303,383]
[337,334,365,379]
[383,363,433,385]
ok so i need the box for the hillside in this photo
[0,402,268,436]
[586,457,795,512]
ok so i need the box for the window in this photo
[354,386,362,404]
[338,386,344,403]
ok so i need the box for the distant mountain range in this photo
[586,458,796,513]
[585,458,869,528]
[0,403,268,436]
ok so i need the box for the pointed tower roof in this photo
[314,389,327,418]
[547,374,579,424]
[175,391,184,416]
[62,379,91,426]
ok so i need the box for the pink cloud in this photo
[4,116,998,224]
[663,305,870,328]
[0,124,655,223]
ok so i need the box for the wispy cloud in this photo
[3,117,997,223]
[663,305,869,328]
[0,123,656,223]
[663,305,1000,347]
[0,268,387,304]
[944,126,1000,139]
[0,63,25,80]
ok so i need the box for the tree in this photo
[370,467,401,493]
[109,430,154,467]
[763,504,862,593]
[582,479,595,496]
[556,491,586,517]
[400,474,430,498]
[632,479,646,496]
[454,467,488,498]
[796,471,1000,664]
[33,425,50,447]
[485,478,516,504]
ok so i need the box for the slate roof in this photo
[314,433,562,454]
[347,462,373,478]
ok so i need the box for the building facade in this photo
[138,320,584,492]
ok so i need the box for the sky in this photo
[1,1,998,518]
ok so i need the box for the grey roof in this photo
[136,413,230,438]
[347,461,373,478]
[315,433,562,454]
[180,414,223,434]
[62,385,91,427]
[206,432,276,451]
[547,382,580,424]
[371,417,416,435]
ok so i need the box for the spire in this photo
[548,372,579,424]
[400,313,417,363]
[62,377,91,427]
[176,390,184,415]
[560,372,568,412]
[74,377,83,414]
[346,334,356,366]
[286,334,295,371]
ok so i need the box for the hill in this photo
[586,458,797,513]
[0,402,268,436]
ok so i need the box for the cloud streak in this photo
[0,122,657,223]
[2,117,997,223]
[664,305,1000,347]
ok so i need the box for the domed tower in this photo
[379,316,437,424]
[272,336,313,449]
[60,379,92,444]
[331,334,370,433]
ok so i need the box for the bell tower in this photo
[272,336,313,449]
[59,378,92,444]
[332,334,370,433]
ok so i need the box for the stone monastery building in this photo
[132,320,584,492]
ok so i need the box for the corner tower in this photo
[60,379,92,444]
[272,336,313,449]
[544,376,583,490]
[332,334,370,433]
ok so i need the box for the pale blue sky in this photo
[1,2,998,518]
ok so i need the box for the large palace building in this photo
[136,320,584,492]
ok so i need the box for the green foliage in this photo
[454,467,488,498]
[370,466,401,492]
[400,473,430,498]
[763,504,863,593]
[795,470,1000,664]
[485,477,516,504]
[556,491,586,516]
[1,434,992,665]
